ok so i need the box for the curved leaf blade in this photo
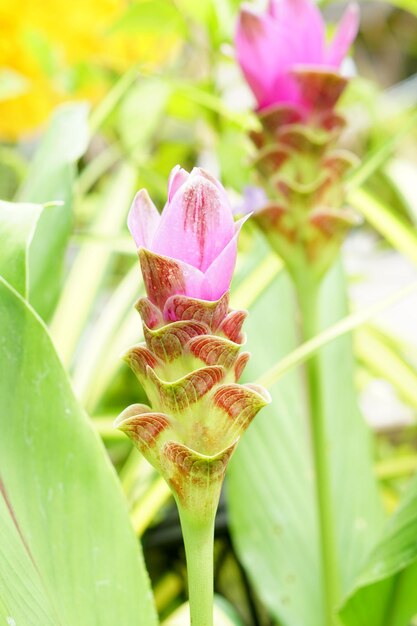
[227,262,383,626]
[0,277,157,626]
[340,473,417,626]
[0,491,58,626]
[0,200,42,296]
[17,103,90,319]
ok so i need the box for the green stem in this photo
[294,272,339,626]
[177,504,215,626]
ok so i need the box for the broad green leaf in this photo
[0,200,42,296]
[227,262,383,626]
[17,103,90,320]
[340,472,417,626]
[0,493,57,625]
[0,277,157,626]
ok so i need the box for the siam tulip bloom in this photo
[234,2,361,283]
[235,0,359,114]
[128,165,248,312]
[117,166,269,625]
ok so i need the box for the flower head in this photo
[118,167,269,523]
[128,166,247,310]
[235,0,359,113]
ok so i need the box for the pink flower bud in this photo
[235,0,359,113]
[128,166,247,309]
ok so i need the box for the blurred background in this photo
[1,0,417,624]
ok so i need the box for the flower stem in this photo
[178,504,215,626]
[294,271,339,626]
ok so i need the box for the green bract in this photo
[116,287,269,522]
[249,71,361,283]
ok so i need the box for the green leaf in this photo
[227,262,383,626]
[0,200,43,296]
[17,103,90,320]
[0,277,157,626]
[340,472,417,626]
[0,492,57,625]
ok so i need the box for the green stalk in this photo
[177,504,215,626]
[294,271,339,626]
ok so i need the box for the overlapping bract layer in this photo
[247,93,360,281]
[116,282,270,520]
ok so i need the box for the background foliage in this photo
[1,0,417,624]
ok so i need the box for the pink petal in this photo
[128,190,160,249]
[152,173,235,273]
[235,0,325,109]
[204,215,249,300]
[167,165,189,202]
[267,0,279,17]
[191,167,236,222]
[191,167,230,200]
[325,3,359,67]
[235,8,285,107]
[267,0,326,64]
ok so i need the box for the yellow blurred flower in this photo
[0,0,180,140]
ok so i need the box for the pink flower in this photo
[128,166,247,310]
[235,0,359,112]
